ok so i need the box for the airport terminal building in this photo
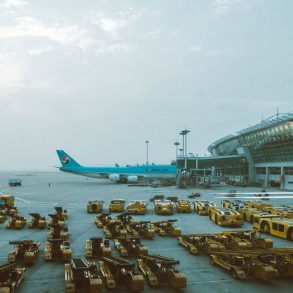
[177,113,293,190]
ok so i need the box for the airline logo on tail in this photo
[62,156,70,165]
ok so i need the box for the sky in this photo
[0,0,293,170]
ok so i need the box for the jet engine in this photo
[127,176,138,183]
[109,174,120,182]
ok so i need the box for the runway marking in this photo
[15,196,58,207]
[187,279,232,285]
[0,187,9,194]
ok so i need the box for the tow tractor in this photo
[151,219,181,237]
[64,258,102,293]
[95,213,112,228]
[137,254,186,288]
[45,239,72,262]
[0,210,6,223]
[87,200,104,213]
[48,223,69,241]
[6,215,26,229]
[48,213,65,227]
[85,237,111,258]
[103,221,128,238]
[176,200,192,213]
[99,256,144,291]
[127,200,147,215]
[27,213,46,229]
[8,240,40,265]
[113,237,148,257]
[53,206,68,221]
[0,262,26,293]
[126,221,155,239]
[108,199,125,213]
[194,201,216,215]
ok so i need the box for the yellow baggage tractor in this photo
[154,200,174,215]
[87,200,104,213]
[64,258,102,293]
[103,221,127,239]
[151,219,181,237]
[0,210,6,223]
[95,212,112,228]
[99,256,144,291]
[176,200,192,213]
[114,237,148,257]
[208,206,243,227]
[137,254,186,288]
[5,215,26,229]
[45,239,72,262]
[194,201,216,215]
[126,221,155,239]
[85,237,111,258]
[108,199,125,213]
[47,223,69,241]
[127,200,147,215]
[27,213,46,229]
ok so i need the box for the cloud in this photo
[213,0,258,16]
[0,0,28,9]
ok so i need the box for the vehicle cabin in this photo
[154,200,174,215]
[176,200,192,213]
[109,199,125,213]
[253,217,293,241]
[208,207,243,227]
[127,200,147,215]
[87,200,104,213]
[194,201,216,215]
[221,200,243,211]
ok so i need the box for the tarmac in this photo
[0,171,292,293]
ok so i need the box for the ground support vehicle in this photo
[54,206,68,221]
[0,195,17,216]
[103,221,127,238]
[221,200,244,211]
[45,239,72,262]
[208,206,243,227]
[48,213,65,227]
[154,200,174,215]
[27,213,46,229]
[188,192,201,199]
[116,212,133,225]
[176,200,192,213]
[8,240,40,265]
[126,221,155,239]
[108,199,125,213]
[254,216,293,240]
[95,213,112,228]
[137,254,186,288]
[48,224,69,241]
[239,207,263,223]
[64,258,102,293]
[0,211,6,223]
[127,200,147,215]
[99,256,144,291]
[263,206,293,218]
[210,248,293,280]
[5,215,26,229]
[0,263,26,293]
[87,200,104,213]
[8,178,22,186]
[243,201,272,210]
[114,237,148,257]
[151,219,181,237]
[85,237,111,258]
[194,201,216,215]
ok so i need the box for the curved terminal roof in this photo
[208,112,293,153]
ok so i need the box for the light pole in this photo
[145,140,149,165]
[174,142,180,159]
[180,129,190,169]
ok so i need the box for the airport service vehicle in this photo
[64,258,102,293]
[0,262,26,293]
[0,195,15,208]
[176,200,192,213]
[0,211,6,223]
[154,200,174,215]
[6,215,26,229]
[8,240,40,265]
[103,221,127,239]
[243,200,272,210]
[127,200,147,215]
[87,200,104,213]
[45,239,72,262]
[27,213,46,229]
[8,178,22,186]
[109,199,125,212]
[85,238,111,258]
[56,149,176,183]
[53,206,68,221]
[188,192,201,199]
[114,237,148,257]
[48,223,69,241]
[117,212,133,225]
[221,200,244,211]
[208,207,243,227]
[194,201,216,215]
[99,256,144,291]
[95,213,112,228]
[253,217,293,240]
[137,254,186,288]
[126,221,155,239]
[4,206,18,217]
[151,219,181,237]
[263,206,293,218]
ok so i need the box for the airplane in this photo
[56,150,176,183]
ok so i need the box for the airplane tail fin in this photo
[56,150,81,168]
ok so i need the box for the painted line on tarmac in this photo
[0,188,9,194]
[187,279,232,285]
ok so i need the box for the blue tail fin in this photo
[56,150,81,168]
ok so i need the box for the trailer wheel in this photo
[287,228,293,241]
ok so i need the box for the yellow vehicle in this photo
[8,240,40,265]
[114,237,148,257]
[194,201,216,215]
[127,200,147,215]
[87,200,104,213]
[254,217,293,240]
[85,237,111,258]
[0,195,14,208]
[64,258,102,293]
[95,212,112,228]
[45,239,72,262]
[151,219,181,237]
[103,221,127,238]
[53,206,68,221]
[154,200,174,215]
[263,206,293,218]
[0,211,6,223]
[6,215,26,229]
[176,200,192,213]
[48,223,69,241]
[0,263,26,293]
[138,254,186,288]
[27,213,46,229]
[109,199,125,212]
[208,207,243,227]
[221,200,243,211]
[243,200,272,210]
[127,221,156,239]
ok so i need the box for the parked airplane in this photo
[56,150,176,183]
